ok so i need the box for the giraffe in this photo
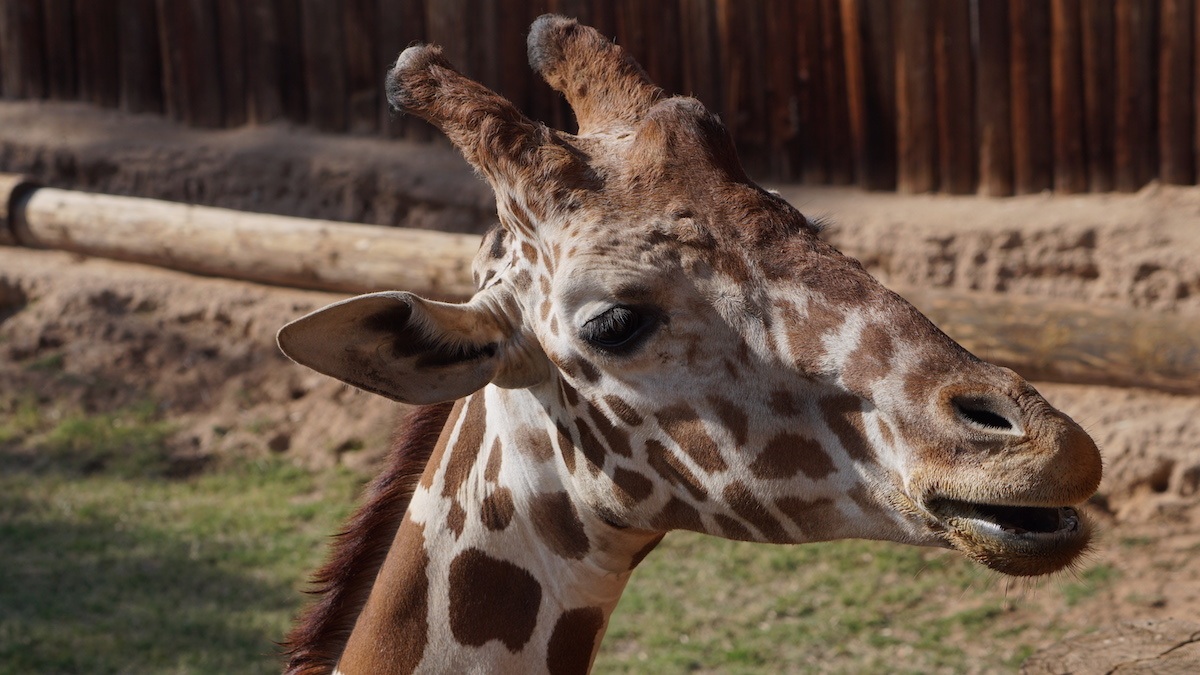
[276,15,1102,675]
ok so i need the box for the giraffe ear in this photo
[277,290,530,404]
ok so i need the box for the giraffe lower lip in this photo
[925,497,1092,576]
[930,499,1079,537]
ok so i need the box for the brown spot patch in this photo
[723,481,788,542]
[775,496,842,540]
[531,491,591,559]
[555,419,577,473]
[707,395,749,446]
[769,390,805,417]
[442,394,486,499]
[484,437,503,482]
[822,395,874,462]
[574,417,606,474]
[559,378,580,406]
[447,501,466,537]
[612,467,654,504]
[784,300,843,374]
[645,439,709,501]
[841,322,896,395]
[512,268,533,290]
[448,548,542,651]
[546,606,606,675]
[656,404,728,474]
[521,240,540,264]
[715,513,753,541]
[748,432,834,480]
[604,395,644,426]
[517,426,555,462]
[586,401,633,457]
[650,496,704,532]
[481,487,515,531]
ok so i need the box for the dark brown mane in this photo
[282,401,455,675]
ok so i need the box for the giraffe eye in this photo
[581,306,654,352]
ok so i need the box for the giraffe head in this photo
[280,16,1101,577]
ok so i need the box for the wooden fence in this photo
[0,0,1193,195]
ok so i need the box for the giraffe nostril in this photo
[952,397,1017,433]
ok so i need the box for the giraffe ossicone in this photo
[277,15,1102,674]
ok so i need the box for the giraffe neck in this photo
[336,389,661,675]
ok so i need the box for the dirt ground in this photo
[2,102,1199,665]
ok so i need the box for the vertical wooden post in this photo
[343,0,379,135]
[244,0,284,124]
[715,0,769,178]
[821,0,853,185]
[277,0,307,124]
[75,0,120,109]
[299,0,347,132]
[976,0,1014,196]
[215,0,248,127]
[679,0,721,114]
[1113,0,1158,192]
[1159,0,1194,185]
[1009,0,1053,194]
[896,0,936,193]
[155,0,224,128]
[841,0,896,191]
[0,0,47,100]
[765,0,802,181]
[117,0,162,114]
[42,0,76,101]
[1050,0,1087,193]
[933,0,975,194]
[378,0,428,139]
[1080,0,1114,192]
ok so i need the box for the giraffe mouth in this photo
[925,498,1091,576]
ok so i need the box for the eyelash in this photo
[581,305,657,353]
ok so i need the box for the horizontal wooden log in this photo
[0,173,36,246]
[10,187,479,300]
[900,287,1200,396]
[2,181,1196,395]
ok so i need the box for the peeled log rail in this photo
[0,176,1196,395]
[7,184,479,300]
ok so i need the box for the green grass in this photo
[596,535,1015,673]
[1,402,1116,674]
[0,404,363,675]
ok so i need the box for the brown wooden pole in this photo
[1113,0,1158,192]
[299,0,347,132]
[42,0,76,101]
[75,0,120,109]
[1159,0,1194,185]
[215,0,248,127]
[0,0,47,100]
[976,0,1014,196]
[933,0,975,195]
[244,0,285,124]
[1051,0,1088,194]
[1080,0,1115,192]
[841,0,897,191]
[765,0,803,182]
[896,0,937,194]
[343,0,379,135]
[820,0,853,185]
[117,0,163,115]
[10,187,481,301]
[1009,0,1053,194]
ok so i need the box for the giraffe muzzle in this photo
[925,497,1092,577]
